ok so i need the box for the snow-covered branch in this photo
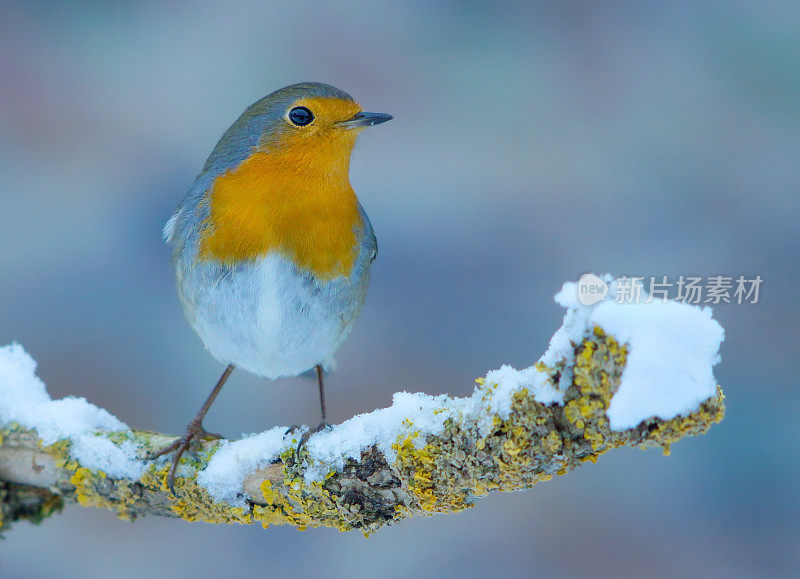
[0,277,725,534]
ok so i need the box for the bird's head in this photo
[204,82,392,177]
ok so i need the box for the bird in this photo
[154,82,392,491]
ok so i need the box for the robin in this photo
[154,82,391,491]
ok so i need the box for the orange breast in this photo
[198,143,362,281]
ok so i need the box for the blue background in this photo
[1,2,798,577]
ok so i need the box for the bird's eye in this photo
[288,106,314,126]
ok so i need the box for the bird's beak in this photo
[338,111,393,129]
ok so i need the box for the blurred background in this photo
[1,1,798,577]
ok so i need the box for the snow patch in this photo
[304,392,470,481]
[196,427,294,505]
[556,277,724,429]
[0,343,143,479]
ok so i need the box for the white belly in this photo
[177,253,368,379]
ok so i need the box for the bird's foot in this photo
[295,421,332,457]
[149,419,222,495]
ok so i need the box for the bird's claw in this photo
[197,429,224,441]
[284,424,303,437]
[149,421,221,495]
[295,421,332,457]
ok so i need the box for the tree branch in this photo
[0,281,726,535]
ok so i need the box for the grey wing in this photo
[359,204,378,263]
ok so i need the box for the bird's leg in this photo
[296,365,332,452]
[316,363,328,425]
[150,364,234,494]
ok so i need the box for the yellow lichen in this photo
[70,468,109,508]
[251,472,348,531]
[260,480,280,505]
[542,431,562,454]
[143,464,252,525]
[68,467,142,521]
